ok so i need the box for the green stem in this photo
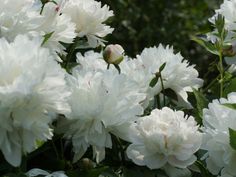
[219,52,224,97]
[159,73,166,106]
[154,95,160,109]
[64,38,79,70]
[51,140,60,160]
[60,138,64,160]
[116,137,125,165]
[203,75,220,92]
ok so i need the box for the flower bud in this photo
[103,44,124,65]
[78,158,95,170]
[223,43,236,57]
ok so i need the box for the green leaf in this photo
[195,161,215,177]
[74,40,91,49]
[215,14,225,35]
[224,71,233,81]
[193,89,208,124]
[66,166,109,177]
[3,173,27,177]
[224,78,236,96]
[42,32,54,46]
[229,128,236,150]
[0,161,14,173]
[100,169,119,177]
[149,62,166,88]
[223,103,236,110]
[191,35,219,55]
[159,62,166,72]
[123,167,157,177]
[36,140,45,148]
[149,77,158,88]
[164,88,178,101]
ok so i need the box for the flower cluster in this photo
[58,66,145,163]
[0,0,113,167]
[0,0,236,177]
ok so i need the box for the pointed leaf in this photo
[215,14,225,37]
[191,35,219,55]
[224,78,236,96]
[42,31,54,46]
[223,103,236,110]
[149,77,158,88]
[193,89,208,124]
[159,62,166,72]
[229,128,236,150]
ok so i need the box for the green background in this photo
[101,0,222,76]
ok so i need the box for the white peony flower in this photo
[126,107,202,169]
[120,44,203,108]
[201,92,236,176]
[0,0,42,41]
[61,0,114,47]
[74,51,108,74]
[0,0,76,60]
[37,1,76,57]
[0,35,70,167]
[58,67,145,163]
[26,168,68,177]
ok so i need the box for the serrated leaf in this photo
[191,35,219,55]
[229,128,236,150]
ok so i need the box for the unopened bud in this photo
[103,44,124,65]
[78,158,94,170]
[223,43,236,57]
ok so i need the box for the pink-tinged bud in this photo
[103,44,124,65]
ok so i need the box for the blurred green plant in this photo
[102,0,222,74]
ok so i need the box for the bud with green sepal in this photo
[103,44,125,73]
